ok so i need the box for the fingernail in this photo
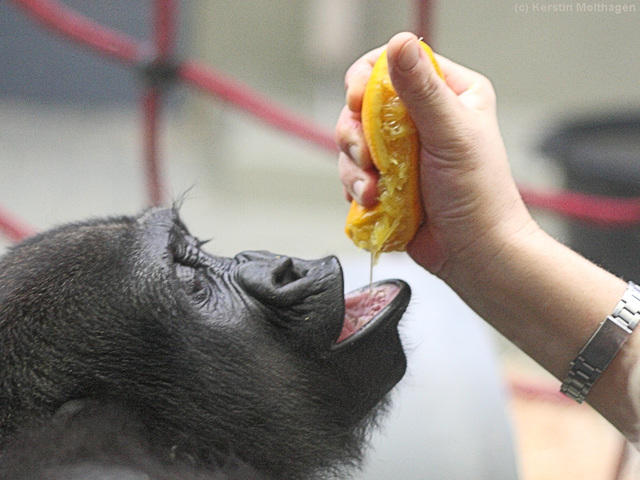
[397,38,420,72]
[352,180,365,204]
[349,144,362,167]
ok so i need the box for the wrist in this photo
[440,213,627,375]
[437,205,540,289]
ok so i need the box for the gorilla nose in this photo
[235,251,343,307]
[271,257,308,288]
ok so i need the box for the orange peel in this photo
[345,40,444,260]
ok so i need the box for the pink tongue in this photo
[337,284,400,342]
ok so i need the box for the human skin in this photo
[336,31,640,444]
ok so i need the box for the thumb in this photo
[386,33,460,154]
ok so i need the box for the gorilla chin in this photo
[0,207,410,480]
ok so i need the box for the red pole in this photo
[519,186,640,226]
[178,61,338,153]
[140,0,179,206]
[413,0,434,43]
[154,0,177,59]
[142,87,164,206]
[0,206,36,242]
[11,0,141,65]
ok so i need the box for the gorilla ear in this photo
[52,399,89,423]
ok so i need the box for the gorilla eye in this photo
[173,236,214,307]
[174,236,209,268]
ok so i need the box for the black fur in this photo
[0,208,409,479]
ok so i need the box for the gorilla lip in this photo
[335,280,407,347]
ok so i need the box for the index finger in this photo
[344,45,385,113]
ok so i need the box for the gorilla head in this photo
[0,208,410,479]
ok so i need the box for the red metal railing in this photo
[519,187,640,227]
[3,0,640,244]
[4,0,338,227]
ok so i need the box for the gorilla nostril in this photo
[272,257,307,288]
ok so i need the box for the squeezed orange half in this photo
[345,41,444,259]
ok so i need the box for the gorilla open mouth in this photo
[234,251,410,354]
[333,279,410,349]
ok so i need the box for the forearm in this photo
[442,219,640,441]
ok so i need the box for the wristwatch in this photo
[561,281,640,403]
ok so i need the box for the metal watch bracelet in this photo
[560,281,640,403]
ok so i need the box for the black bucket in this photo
[540,113,640,281]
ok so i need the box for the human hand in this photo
[337,32,535,277]
[339,33,640,446]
